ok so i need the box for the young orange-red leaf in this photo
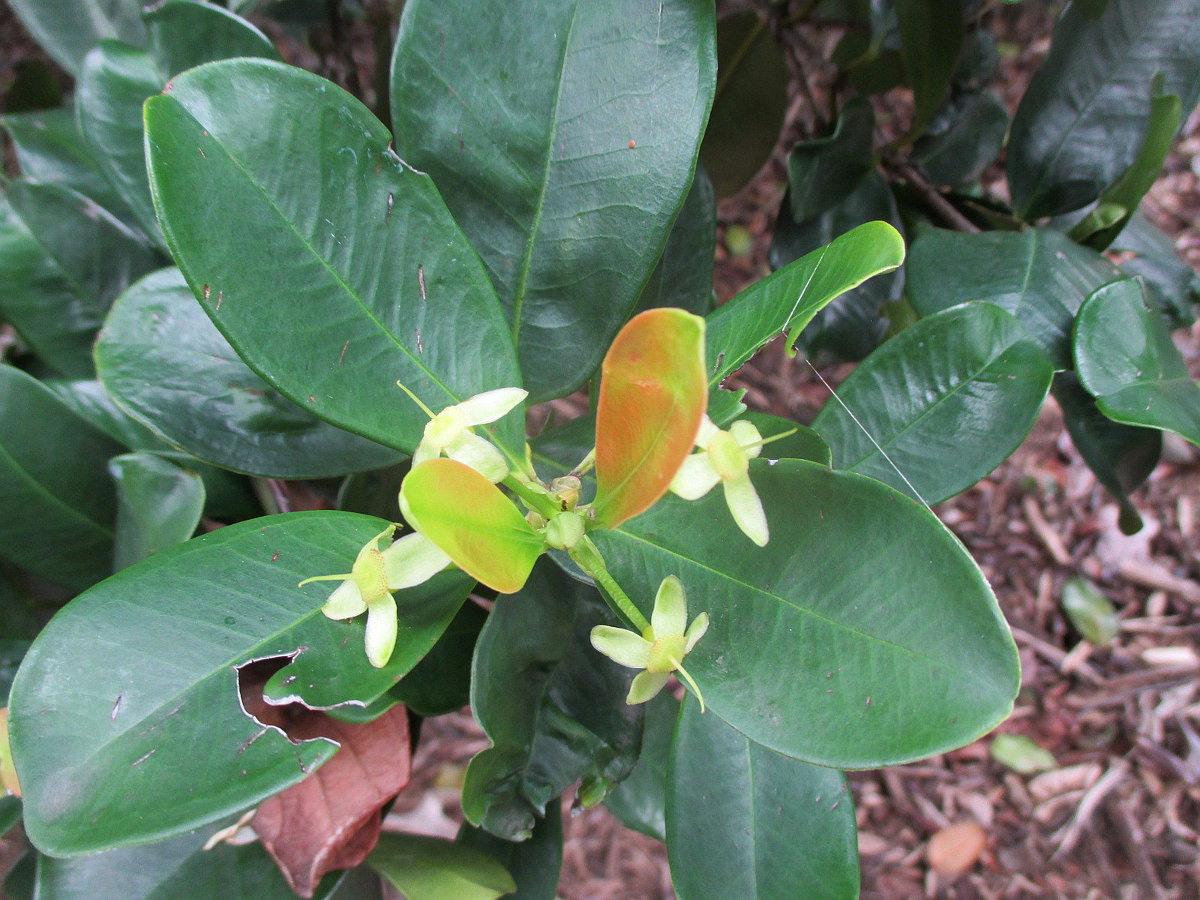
[594,308,707,528]
[399,458,544,594]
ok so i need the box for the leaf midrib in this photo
[509,0,583,345]
[152,93,463,414]
[611,523,954,672]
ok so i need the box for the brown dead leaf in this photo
[927,820,987,878]
[236,656,412,897]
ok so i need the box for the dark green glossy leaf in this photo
[0,183,159,377]
[4,850,34,900]
[34,822,355,900]
[77,7,280,244]
[109,452,205,570]
[0,365,122,591]
[146,59,523,456]
[634,168,716,317]
[1071,78,1181,250]
[3,60,63,113]
[906,227,1120,368]
[768,178,904,362]
[0,641,31,702]
[77,42,166,243]
[44,378,262,523]
[667,697,859,900]
[462,563,643,840]
[1112,213,1199,328]
[1,107,129,216]
[96,267,405,478]
[0,796,20,835]
[0,571,41,641]
[593,461,1019,768]
[604,691,676,841]
[6,0,146,76]
[8,511,412,856]
[1007,0,1200,219]
[911,89,1008,187]
[743,411,832,467]
[390,0,716,401]
[145,0,278,77]
[45,378,178,453]
[785,99,876,223]
[391,599,487,717]
[896,0,963,139]
[1074,279,1200,446]
[1053,372,1159,535]
[701,11,788,198]
[369,832,515,900]
[812,303,1054,504]
[710,220,905,385]
[457,802,563,900]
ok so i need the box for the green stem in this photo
[502,474,560,521]
[570,537,650,632]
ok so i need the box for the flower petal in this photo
[446,432,510,482]
[694,415,720,448]
[590,626,652,668]
[321,580,367,620]
[454,387,528,426]
[363,597,398,668]
[669,454,721,500]
[729,419,763,459]
[723,473,769,547]
[381,531,452,590]
[651,575,687,638]
[684,611,709,653]
[627,671,671,705]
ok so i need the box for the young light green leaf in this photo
[400,459,544,594]
[707,220,905,384]
[369,832,516,900]
[769,176,904,363]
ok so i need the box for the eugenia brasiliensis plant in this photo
[0,0,1196,897]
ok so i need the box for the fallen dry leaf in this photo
[237,656,413,897]
[927,820,987,878]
